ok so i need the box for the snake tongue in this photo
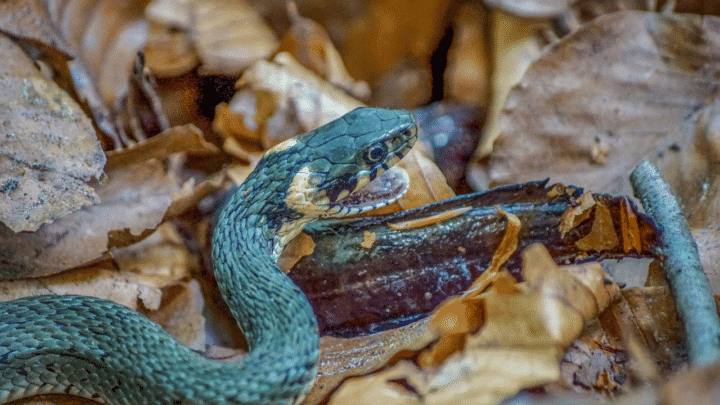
[331,167,410,214]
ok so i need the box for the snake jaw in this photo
[324,166,410,217]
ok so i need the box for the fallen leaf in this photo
[278,2,370,100]
[230,52,364,148]
[105,124,219,170]
[0,34,105,232]
[487,12,720,197]
[575,200,619,252]
[558,191,596,238]
[192,0,278,76]
[0,160,180,279]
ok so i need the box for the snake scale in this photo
[0,108,418,404]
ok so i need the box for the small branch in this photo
[630,161,720,366]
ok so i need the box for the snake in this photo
[0,107,418,405]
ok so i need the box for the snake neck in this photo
[211,187,318,355]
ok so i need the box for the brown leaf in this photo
[0,0,74,58]
[0,268,163,312]
[558,191,596,238]
[0,160,180,279]
[278,2,370,100]
[192,0,278,76]
[0,35,105,232]
[143,21,199,77]
[487,12,720,196]
[694,227,720,295]
[444,3,490,107]
[574,200,620,252]
[229,52,364,148]
[312,320,435,405]
[105,124,219,170]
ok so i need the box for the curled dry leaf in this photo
[278,2,370,100]
[191,0,278,76]
[0,268,162,313]
[0,0,74,58]
[386,207,471,231]
[0,35,105,232]
[105,124,219,170]
[443,3,490,107]
[558,191,595,238]
[488,12,720,196]
[143,20,199,77]
[278,231,315,273]
[44,0,149,108]
[485,0,571,17]
[0,160,181,279]
[223,52,363,149]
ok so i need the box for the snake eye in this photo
[364,143,387,164]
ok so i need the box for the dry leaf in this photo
[278,2,370,100]
[693,227,720,295]
[360,231,377,249]
[313,320,434,405]
[230,52,364,148]
[112,222,196,280]
[387,207,472,230]
[487,12,720,197]
[0,268,163,312]
[0,0,74,58]
[278,231,315,273]
[672,96,720,229]
[472,11,544,161]
[329,241,620,405]
[105,124,218,169]
[45,0,148,107]
[192,0,278,75]
[144,279,206,350]
[0,34,105,232]
[0,160,180,279]
[558,191,596,238]
[341,0,452,84]
[444,3,490,107]
[574,200,619,252]
[143,20,199,77]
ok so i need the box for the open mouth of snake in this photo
[329,166,410,214]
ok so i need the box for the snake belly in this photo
[0,107,418,405]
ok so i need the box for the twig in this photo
[630,161,720,366]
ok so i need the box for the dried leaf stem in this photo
[630,161,720,366]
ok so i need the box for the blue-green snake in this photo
[0,108,418,404]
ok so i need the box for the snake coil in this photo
[0,108,418,405]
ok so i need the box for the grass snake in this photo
[0,108,418,404]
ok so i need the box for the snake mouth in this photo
[327,166,410,216]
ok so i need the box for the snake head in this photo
[283,107,418,218]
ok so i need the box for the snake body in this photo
[0,108,418,404]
